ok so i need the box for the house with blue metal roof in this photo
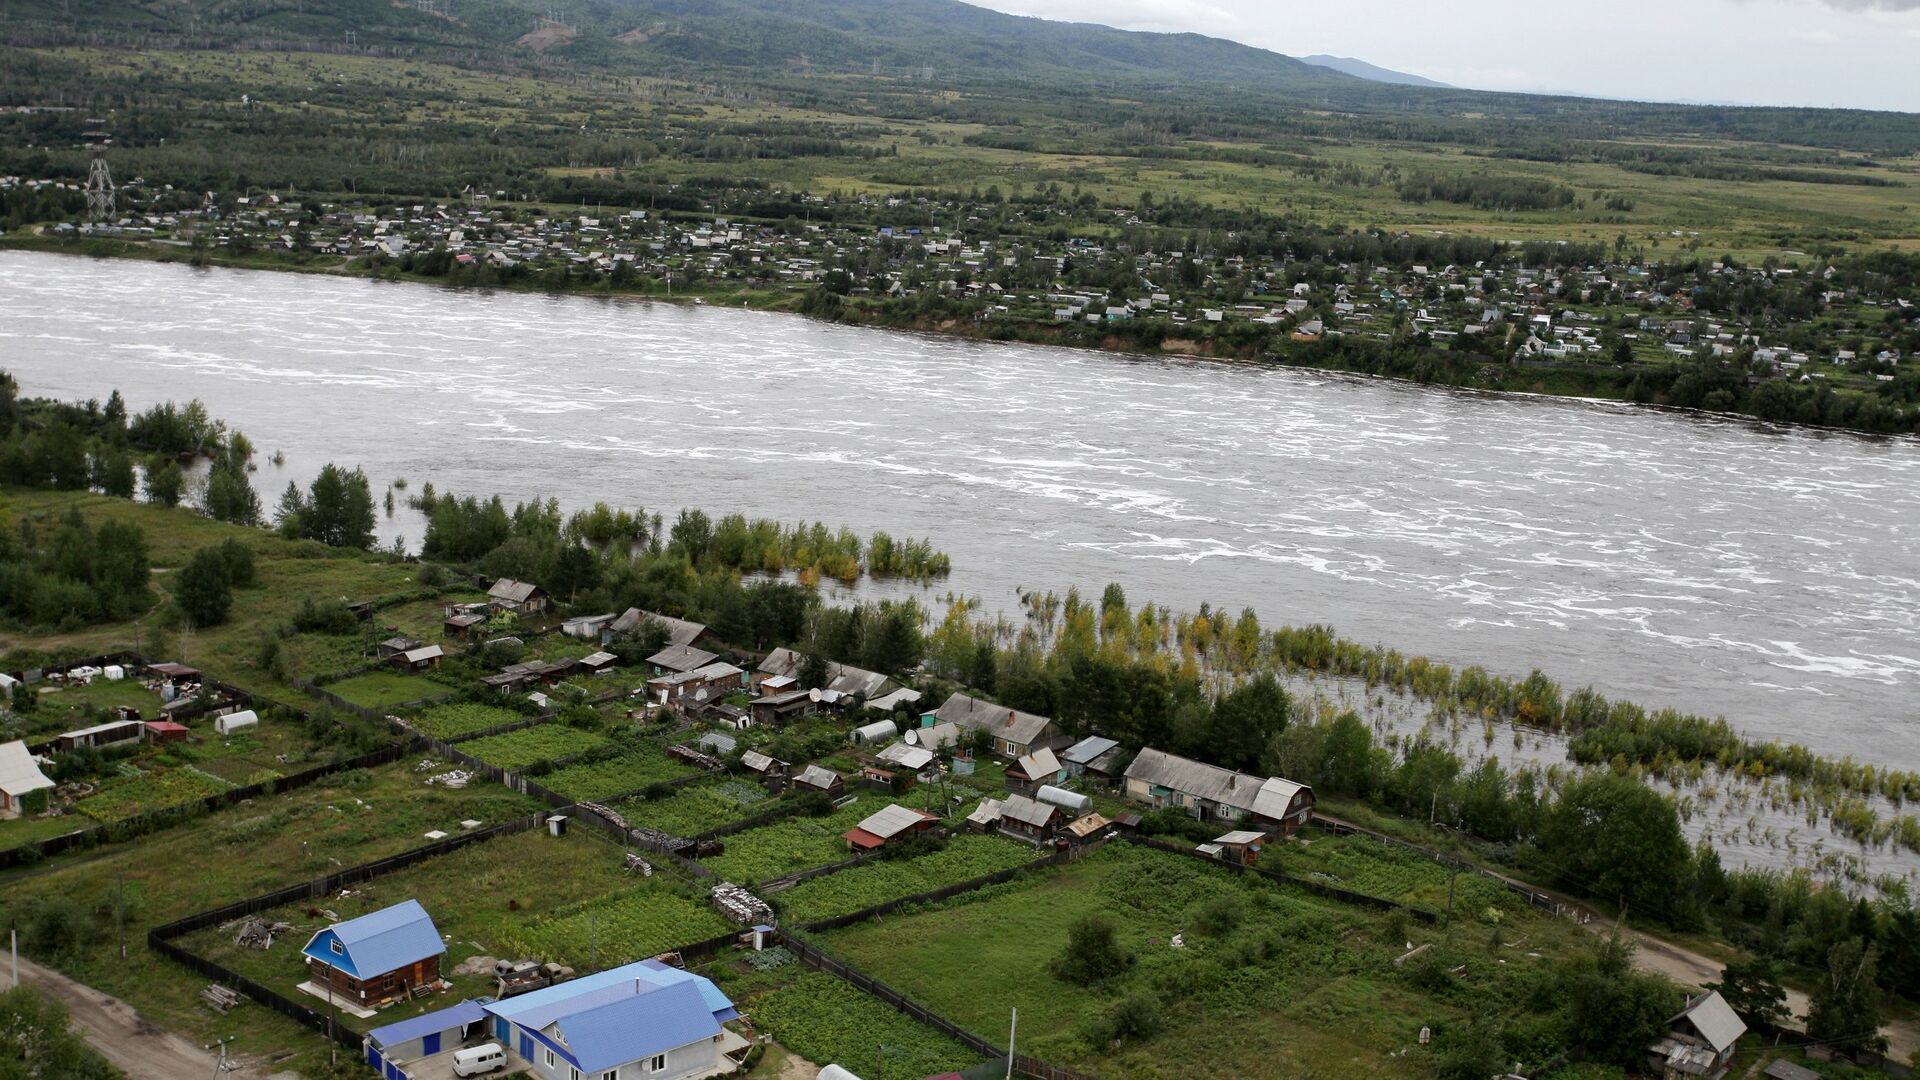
[483,959,743,1080]
[301,899,446,1008]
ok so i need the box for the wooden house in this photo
[933,693,1065,760]
[0,740,55,818]
[300,900,446,1008]
[749,688,816,728]
[1208,830,1266,866]
[388,644,444,674]
[842,803,939,852]
[647,643,720,675]
[997,794,1060,841]
[442,610,487,641]
[602,608,708,650]
[1123,748,1315,835]
[485,578,547,616]
[645,661,745,709]
[1004,747,1064,794]
[755,647,898,700]
[1648,991,1747,1079]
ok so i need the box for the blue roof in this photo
[299,899,444,979]
[554,981,720,1074]
[366,999,488,1049]
[485,959,735,1030]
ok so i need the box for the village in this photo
[1,565,1808,1080]
[6,171,1916,413]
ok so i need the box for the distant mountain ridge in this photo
[1300,54,1452,89]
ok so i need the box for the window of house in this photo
[602,1071,619,1080]
[650,1055,666,1072]
[569,1068,580,1080]
[544,1048,556,1068]
[329,939,343,955]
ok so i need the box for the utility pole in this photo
[1005,1007,1017,1080]
[207,1034,235,1079]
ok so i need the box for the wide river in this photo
[4,252,1918,768]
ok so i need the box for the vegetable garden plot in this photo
[539,745,702,802]
[460,725,608,770]
[76,767,232,822]
[615,778,777,836]
[409,702,525,739]
[696,799,880,883]
[748,972,980,1080]
[1285,834,1512,914]
[775,834,1038,924]
[500,889,732,968]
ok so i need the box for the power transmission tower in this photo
[83,133,115,221]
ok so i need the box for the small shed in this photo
[389,645,444,673]
[1211,830,1267,866]
[443,612,487,640]
[214,710,260,735]
[790,764,843,797]
[1006,748,1064,792]
[1649,990,1747,1080]
[740,750,788,779]
[54,719,146,753]
[750,688,816,728]
[561,613,616,639]
[144,720,190,746]
[576,651,618,675]
[1065,813,1110,841]
[850,718,898,746]
[965,798,1004,832]
[874,742,936,773]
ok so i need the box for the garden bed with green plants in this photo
[459,724,609,771]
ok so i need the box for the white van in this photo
[452,1043,507,1077]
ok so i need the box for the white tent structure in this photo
[214,709,259,735]
[0,740,55,817]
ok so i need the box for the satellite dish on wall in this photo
[808,689,823,703]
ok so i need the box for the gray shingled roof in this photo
[609,608,707,648]
[647,643,720,673]
[757,648,896,699]
[1124,748,1311,820]
[934,693,1054,749]
[487,579,539,604]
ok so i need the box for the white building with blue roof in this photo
[491,959,742,1080]
[301,899,446,1008]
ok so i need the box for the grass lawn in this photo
[0,759,541,1077]
[17,677,162,736]
[817,842,1578,1080]
[324,670,449,710]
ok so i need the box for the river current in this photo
[3,252,1917,769]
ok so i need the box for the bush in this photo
[1051,913,1134,986]
[175,547,234,628]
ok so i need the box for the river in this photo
[3,251,1917,769]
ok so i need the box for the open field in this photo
[817,841,1579,1080]
[322,669,448,710]
[407,701,526,740]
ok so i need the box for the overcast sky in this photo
[973,0,1920,113]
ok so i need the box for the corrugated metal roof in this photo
[300,900,443,979]
[366,999,488,1049]
[1673,991,1747,1053]
[486,959,733,1031]
[1213,830,1267,845]
[876,742,935,770]
[856,803,932,841]
[1062,736,1119,765]
[967,798,1004,825]
[547,981,720,1074]
[792,765,840,789]
[0,740,54,797]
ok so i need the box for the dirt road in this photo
[11,954,292,1080]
